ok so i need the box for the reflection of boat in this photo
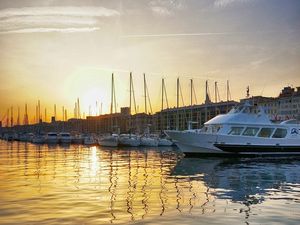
[172,157,300,203]
[165,102,300,156]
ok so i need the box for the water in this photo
[0,140,299,225]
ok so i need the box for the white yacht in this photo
[59,132,72,144]
[165,102,300,156]
[45,132,59,144]
[98,134,119,147]
[119,134,140,147]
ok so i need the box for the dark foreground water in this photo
[0,140,299,225]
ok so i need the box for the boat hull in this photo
[165,130,224,154]
[215,144,300,155]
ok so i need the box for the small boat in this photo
[140,136,158,147]
[59,132,72,144]
[119,134,140,147]
[32,134,45,144]
[45,132,59,144]
[84,135,97,145]
[98,134,119,147]
[165,101,300,156]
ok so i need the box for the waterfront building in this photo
[241,86,300,121]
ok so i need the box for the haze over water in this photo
[0,140,299,225]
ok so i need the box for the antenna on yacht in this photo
[144,73,153,114]
[144,73,147,114]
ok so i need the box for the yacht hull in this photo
[215,144,300,155]
[165,130,224,154]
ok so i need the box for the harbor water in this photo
[0,140,299,225]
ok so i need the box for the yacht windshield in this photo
[228,127,244,135]
[272,128,287,138]
[242,127,260,136]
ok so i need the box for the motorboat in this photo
[45,132,59,144]
[59,132,72,144]
[98,134,119,147]
[119,134,140,147]
[165,102,300,156]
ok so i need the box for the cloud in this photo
[0,27,100,34]
[121,30,290,38]
[0,6,119,34]
[149,0,184,16]
[214,0,251,8]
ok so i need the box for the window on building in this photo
[228,127,244,135]
[242,127,260,136]
[258,128,274,138]
[272,128,287,138]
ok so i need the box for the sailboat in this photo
[98,73,120,147]
[118,72,141,147]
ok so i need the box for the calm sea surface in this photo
[0,140,300,225]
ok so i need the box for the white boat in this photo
[32,134,45,144]
[84,135,97,145]
[157,137,173,146]
[140,136,158,147]
[98,134,119,147]
[119,134,140,147]
[45,132,59,144]
[165,102,300,156]
[59,132,72,144]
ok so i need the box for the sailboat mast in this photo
[111,73,114,114]
[144,73,147,114]
[129,72,132,115]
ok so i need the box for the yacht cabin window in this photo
[228,127,244,135]
[257,128,274,138]
[272,128,287,138]
[242,127,260,136]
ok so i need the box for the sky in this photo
[0,0,299,123]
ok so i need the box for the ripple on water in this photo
[0,140,300,224]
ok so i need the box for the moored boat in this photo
[45,132,59,144]
[98,134,119,147]
[165,102,300,156]
[59,132,72,144]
